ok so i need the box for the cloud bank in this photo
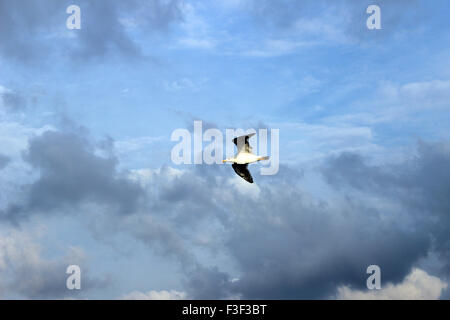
[2,126,448,299]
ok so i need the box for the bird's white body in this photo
[223,152,264,165]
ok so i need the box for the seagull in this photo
[222,133,269,183]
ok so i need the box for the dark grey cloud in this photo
[1,89,27,112]
[2,126,447,299]
[123,170,401,298]
[0,0,60,63]
[123,212,197,268]
[0,129,203,294]
[138,141,448,299]
[0,130,145,223]
[225,195,428,299]
[184,265,232,300]
[322,141,450,274]
[0,129,194,299]
[0,154,10,170]
[0,0,183,63]
[441,287,450,300]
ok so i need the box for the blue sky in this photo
[0,0,449,299]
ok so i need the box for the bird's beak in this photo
[222,159,226,163]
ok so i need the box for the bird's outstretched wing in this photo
[232,163,253,183]
[233,133,255,154]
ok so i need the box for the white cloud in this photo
[336,268,448,300]
[121,289,187,300]
[115,136,164,153]
[274,120,378,164]
[129,167,184,187]
[163,77,208,92]
[241,39,318,57]
[178,38,216,50]
[378,80,450,110]
[291,15,349,44]
[227,175,261,200]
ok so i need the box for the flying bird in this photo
[222,133,269,183]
